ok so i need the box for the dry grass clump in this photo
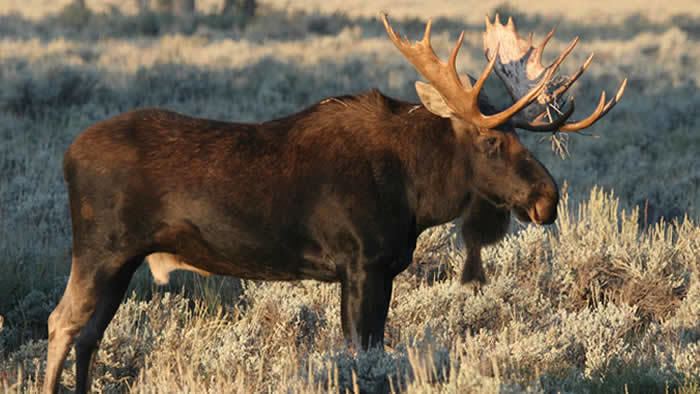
[2,189,699,393]
[552,189,695,321]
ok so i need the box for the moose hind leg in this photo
[44,263,100,394]
[74,256,141,394]
[44,254,140,394]
[340,264,393,350]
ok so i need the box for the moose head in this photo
[382,14,626,225]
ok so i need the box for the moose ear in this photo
[415,81,453,118]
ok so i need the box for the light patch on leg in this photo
[146,253,212,285]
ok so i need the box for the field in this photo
[0,0,699,392]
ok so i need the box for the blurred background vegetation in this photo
[0,0,698,392]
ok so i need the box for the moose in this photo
[44,14,625,393]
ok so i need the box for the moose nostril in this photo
[533,196,558,224]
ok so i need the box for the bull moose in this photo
[44,14,625,393]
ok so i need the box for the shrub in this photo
[0,65,98,118]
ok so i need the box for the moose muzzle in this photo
[526,182,559,225]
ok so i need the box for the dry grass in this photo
[0,1,699,393]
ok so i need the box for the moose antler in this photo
[382,13,556,129]
[483,15,627,132]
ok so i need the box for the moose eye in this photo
[480,136,501,155]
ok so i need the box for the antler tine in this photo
[559,78,627,132]
[544,37,579,78]
[422,18,433,44]
[484,15,492,32]
[471,42,498,95]
[534,27,556,66]
[383,12,421,51]
[553,53,594,97]
[448,31,466,89]
[512,96,576,131]
[382,13,403,45]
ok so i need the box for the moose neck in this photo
[395,107,474,230]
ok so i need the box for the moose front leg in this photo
[461,239,486,285]
[340,264,393,350]
[460,197,511,287]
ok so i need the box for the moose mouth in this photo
[477,190,557,225]
[514,206,534,223]
[527,205,545,225]
[515,198,557,225]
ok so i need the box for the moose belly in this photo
[151,216,340,282]
[146,240,339,283]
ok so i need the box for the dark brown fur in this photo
[44,90,558,393]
